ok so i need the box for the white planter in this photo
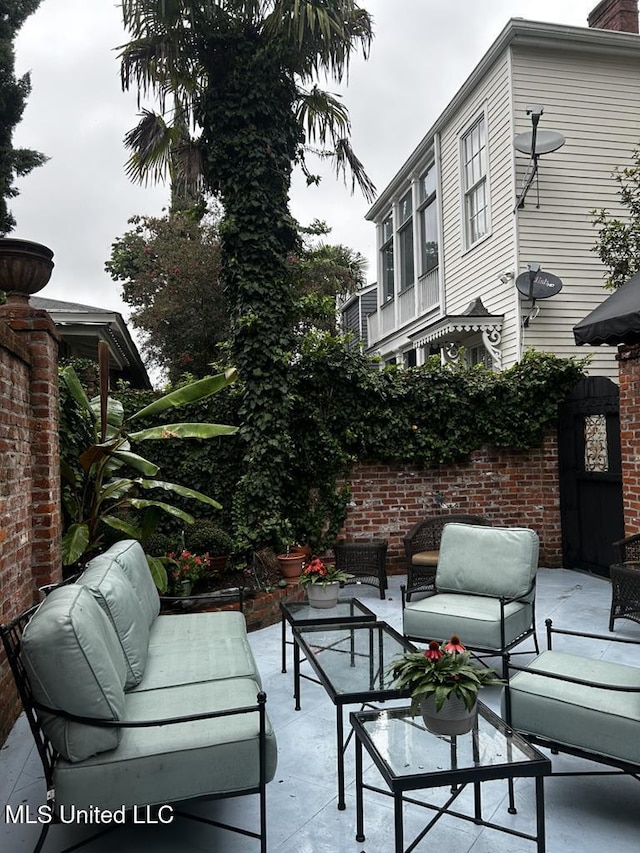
[419,695,477,736]
[306,581,339,609]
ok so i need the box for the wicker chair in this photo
[610,533,640,630]
[332,539,388,599]
[403,514,489,600]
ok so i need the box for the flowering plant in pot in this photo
[167,550,211,594]
[299,556,351,587]
[388,636,502,734]
[299,556,352,608]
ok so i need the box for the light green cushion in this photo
[104,540,160,627]
[79,559,149,688]
[53,678,278,811]
[502,650,640,765]
[22,585,126,763]
[437,524,539,599]
[403,592,533,650]
[134,611,261,691]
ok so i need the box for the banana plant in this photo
[60,344,238,588]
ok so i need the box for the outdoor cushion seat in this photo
[410,550,439,566]
[403,523,539,662]
[503,650,640,766]
[403,592,533,651]
[132,635,261,692]
[54,676,278,812]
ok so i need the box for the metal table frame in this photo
[292,620,415,809]
[279,597,376,673]
[351,703,551,853]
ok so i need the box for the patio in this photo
[2,567,639,853]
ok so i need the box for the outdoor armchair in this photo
[402,523,540,673]
[403,514,489,600]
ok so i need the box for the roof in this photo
[31,296,152,389]
[574,273,640,346]
[367,17,640,219]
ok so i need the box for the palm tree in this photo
[118,0,375,551]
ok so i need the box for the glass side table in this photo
[350,702,551,853]
[279,597,376,673]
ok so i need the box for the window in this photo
[466,344,492,370]
[403,349,417,368]
[398,190,414,291]
[418,164,438,274]
[380,215,394,301]
[462,116,488,247]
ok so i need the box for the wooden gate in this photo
[558,376,624,576]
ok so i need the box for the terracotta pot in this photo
[209,555,229,573]
[306,581,339,609]
[289,545,312,558]
[419,695,477,736]
[0,238,54,299]
[277,553,305,580]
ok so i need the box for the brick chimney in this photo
[588,0,639,33]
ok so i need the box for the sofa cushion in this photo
[132,611,261,691]
[437,524,539,599]
[103,539,160,627]
[502,650,640,765]
[53,677,278,811]
[22,585,126,763]
[79,558,149,688]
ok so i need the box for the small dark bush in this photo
[184,519,234,556]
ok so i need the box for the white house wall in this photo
[511,43,640,378]
[438,50,521,366]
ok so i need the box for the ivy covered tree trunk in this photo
[199,35,301,551]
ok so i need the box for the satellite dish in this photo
[516,270,563,300]
[514,130,566,156]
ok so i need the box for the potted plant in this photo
[167,550,211,596]
[388,635,502,735]
[299,556,352,608]
[184,520,234,572]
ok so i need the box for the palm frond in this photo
[332,136,376,203]
[124,110,174,185]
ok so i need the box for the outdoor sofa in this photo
[1,539,277,852]
[502,619,640,779]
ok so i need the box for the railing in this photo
[380,299,395,336]
[399,286,415,325]
[418,268,439,314]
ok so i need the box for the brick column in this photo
[0,299,62,590]
[618,344,640,535]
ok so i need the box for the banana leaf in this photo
[61,523,90,566]
[129,369,237,421]
[127,498,195,524]
[136,478,223,509]
[129,423,238,441]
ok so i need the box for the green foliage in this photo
[183,519,234,556]
[0,0,48,235]
[592,147,640,289]
[105,211,229,382]
[58,361,238,567]
[89,346,584,557]
[388,640,503,715]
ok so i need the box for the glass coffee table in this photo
[293,620,415,809]
[350,702,551,852]
[279,597,376,673]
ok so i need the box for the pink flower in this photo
[425,641,443,661]
[444,635,466,654]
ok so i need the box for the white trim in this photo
[459,105,492,253]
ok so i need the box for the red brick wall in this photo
[0,301,61,745]
[618,344,640,535]
[340,432,562,572]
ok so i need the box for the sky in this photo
[12,0,596,320]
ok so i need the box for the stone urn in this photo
[0,238,54,301]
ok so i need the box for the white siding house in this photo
[365,11,640,379]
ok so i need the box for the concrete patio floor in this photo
[2,568,639,852]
